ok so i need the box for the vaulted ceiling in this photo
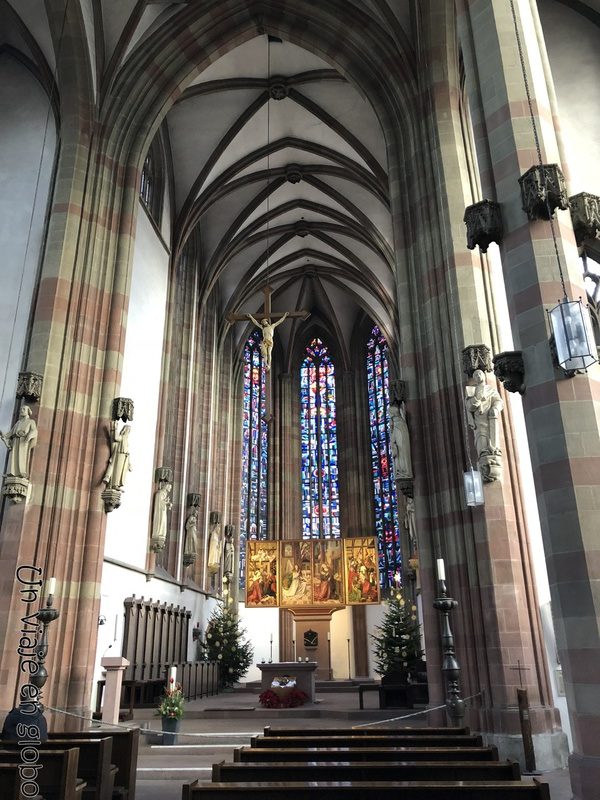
[3,0,599,366]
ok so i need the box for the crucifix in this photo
[227,285,310,417]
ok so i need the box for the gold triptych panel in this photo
[244,537,380,608]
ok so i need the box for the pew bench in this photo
[234,745,500,762]
[2,737,115,800]
[49,726,139,800]
[212,759,521,782]
[0,747,85,800]
[250,733,484,748]
[263,725,471,737]
[182,778,551,800]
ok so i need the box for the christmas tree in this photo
[200,605,254,689]
[371,590,424,682]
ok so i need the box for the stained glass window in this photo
[300,338,340,539]
[367,325,401,589]
[240,331,268,586]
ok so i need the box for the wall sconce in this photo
[548,298,597,373]
[463,469,484,507]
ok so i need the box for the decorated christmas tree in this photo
[371,590,424,682]
[200,605,254,689]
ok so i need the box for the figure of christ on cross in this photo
[227,285,310,373]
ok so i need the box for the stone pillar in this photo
[100,656,129,725]
[460,1,600,792]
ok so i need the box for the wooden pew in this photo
[49,727,140,800]
[0,747,85,800]
[250,733,484,748]
[212,759,521,782]
[234,745,500,762]
[263,725,471,736]
[182,778,551,800]
[0,763,20,800]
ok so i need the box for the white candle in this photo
[47,577,56,596]
[327,632,331,641]
[270,633,273,643]
[436,558,446,581]
[168,666,177,685]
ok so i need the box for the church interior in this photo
[1,1,600,798]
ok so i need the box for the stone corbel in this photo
[462,344,492,377]
[390,379,407,405]
[2,476,29,504]
[396,478,414,498]
[493,351,525,395]
[569,192,600,247]
[112,397,134,422]
[463,199,503,253]
[17,372,43,403]
[155,466,173,484]
[101,487,122,512]
[518,164,568,221]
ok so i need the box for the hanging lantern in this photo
[548,298,597,372]
[463,469,484,507]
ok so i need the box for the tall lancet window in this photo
[240,331,268,586]
[367,325,401,589]
[300,338,340,539]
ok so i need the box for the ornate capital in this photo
[101,487,122,513]
[187,492,201,508]
[463,199,503,253]
[2,476,29,503]
[17,372,43,403]
[569,192,600,246]
[112,397,134,422]
[183,552,197,567]
[493,351,525,395]
[154,466,173,485]
[518,164,568,221]
[396,478,414,498]
[390,379,407,404]
[462,344,492,377]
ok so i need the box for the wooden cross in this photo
[227,285,310,418]
[510,659,530,688]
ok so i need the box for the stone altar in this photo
[257,661,317,703]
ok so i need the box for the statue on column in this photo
[1,405,38,477]
[223,525,235,577]
[465,369,504,482]
[102,421,132,490]
[150,481,172,551]
[1,405,38,503]
[389,401,412,479]
[207,512,222,573]
[183,507,198,566]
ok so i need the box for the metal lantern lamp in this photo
[548,298,597,372]
[463,468,484,507]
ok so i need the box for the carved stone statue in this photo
[223,524,235,577]
[246,312,289,371]
[151,482,172,551]
[183,508,198,566]
[0,405,37,478]
[102,421,132,490]
[465,369,504,482]
[404,496,417,556]
[207,515,222,573]
[389,401,412,479]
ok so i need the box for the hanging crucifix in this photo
[227,285,310,417]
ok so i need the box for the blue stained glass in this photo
[240,332,268,587]
[300,338,340,539]
[366,325,401,589]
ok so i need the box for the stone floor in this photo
[126,685,573,800]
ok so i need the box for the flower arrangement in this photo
[156,678,185,719]
[259,688,309,708]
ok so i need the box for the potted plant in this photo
[156,678,184,744]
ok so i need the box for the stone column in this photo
[459,1,600,794]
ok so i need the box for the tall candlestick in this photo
[436,558,446,581]
[47,577,56,596]
[168,666,177,685]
